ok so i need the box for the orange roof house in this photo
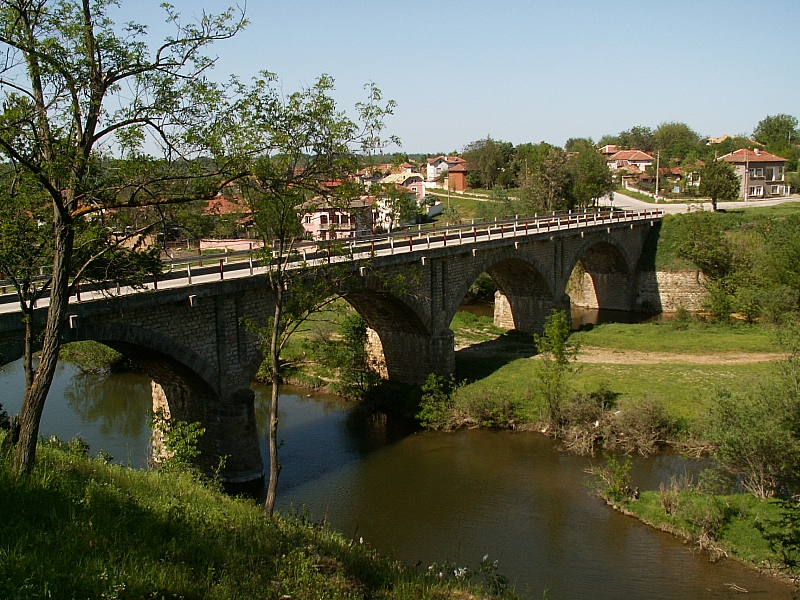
[719,148,790,199]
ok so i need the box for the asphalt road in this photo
[604,191,800,214]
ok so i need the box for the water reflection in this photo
[64,371,151,439]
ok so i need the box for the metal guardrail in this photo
[0,208,663,306]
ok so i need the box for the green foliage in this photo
[0,405,9,431]
[318,313,381,398]
[462,137,516,189]
[534,310,578,425]
[569,145,614,207]
[753,114,799,148]
[698,159,740,211]
[673,211,731,280]
[590,453,632,503]
[702,281,734,323]
[464,272,497,303]
[59,341,127,372]
[704,383,800,498]
[671,305,692,330]
[148,408,206,472]
[416,373,456,430]
[758,498,800,571]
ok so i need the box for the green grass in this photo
[618,490,787,574]
[449,319,783,427]
[426,191,485,220]
[571,321,780,354]
[0,436,515,600]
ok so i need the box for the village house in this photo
[607,149,655,172]
[426,155,466,182]
[299,196,375,240]
[446,162,472,192]
[379,171,426,200]
[719,148,791,199]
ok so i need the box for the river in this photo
[0,357,793,598]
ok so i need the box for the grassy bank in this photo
[592,479,796,582]
[449,315,782,427]
[0,435,514,600]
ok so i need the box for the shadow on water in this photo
[246,384,420,502]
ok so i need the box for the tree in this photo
[234,75,397,515]
[673,211,732,279]
[462,137,509,189]
[564,137,594,153]
[618,126,655,152]
[654,122,702,163]
[753,114,799,148]
[0,0,246,474]
[374,182,418,230]
[522,147,573,212]
[698,159,740,212]
[534,309,578,427]
[568,145,614,208]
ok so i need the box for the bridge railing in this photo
[0,208,663,307]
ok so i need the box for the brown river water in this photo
[0,307,795,598]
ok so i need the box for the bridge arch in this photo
[63,322,263,483]
[344,289,452,384]
[449,251,558,335]
[566,237,636,312]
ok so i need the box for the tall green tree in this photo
[234,75,397,515]
[0,0,246,474]
[753,114,799,148]
[462,137,509,189]
[698,159,740,212]
[568,145,614,208]
[523,147,573,212]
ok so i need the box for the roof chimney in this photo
[754,148,761,155]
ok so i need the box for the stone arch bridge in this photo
[0,209,662,483]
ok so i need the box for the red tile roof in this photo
[719,148,787,164]
[610,150,654,162]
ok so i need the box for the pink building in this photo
[380,172,426,200]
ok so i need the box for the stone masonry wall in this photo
[569,269,707,313]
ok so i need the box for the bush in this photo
[671,305,692,330]
[590,453,632,503]
[416,374,455,430]
[702,281,733,323]
[704,387,800,498]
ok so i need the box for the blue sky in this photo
[115,0,800,153]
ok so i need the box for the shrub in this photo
[534,310,579,426]
[704,387,800,498]
[416,374,455,430]
[671,305,692,330]
[590,453,632,503]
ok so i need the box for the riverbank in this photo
[596,484,797,588]
[0,433,515,600]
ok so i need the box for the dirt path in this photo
[578,346,782,365]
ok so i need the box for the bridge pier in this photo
[366,327,455,385]
[150,379,263,482]
[493,291,571,334]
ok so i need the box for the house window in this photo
[750,167,764,179]
[304,215,311,223]
[748,186,764,197]
[771,185,784,195]
[320,214,328,225]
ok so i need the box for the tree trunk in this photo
[711,196,718,212]
[263,283,283,516]
[13,219,73,474]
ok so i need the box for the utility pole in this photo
[744,150,749,202]
[655,151,660,201]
